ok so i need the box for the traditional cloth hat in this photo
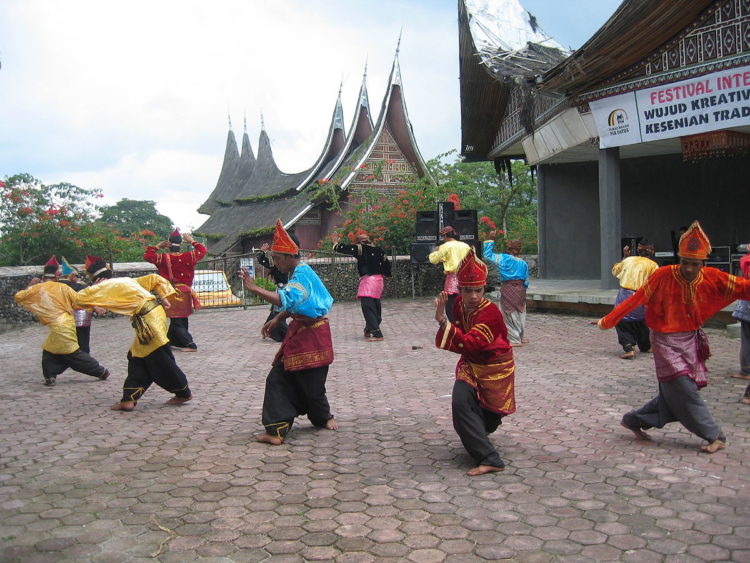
[168,229,182,245]
[456,248,487,287]
[43,255,60,277]
[439,225,458,238]
[271,219,299,255]
[60,256,77,276]
[85,255,109,279]
[678,220,711,260]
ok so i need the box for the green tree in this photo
[0,174,164,266]
[428,154,538,253]
[324,153,538,254]
[0,173,104,265]
[99,199,173,239]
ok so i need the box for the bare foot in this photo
[467,465,505,476]
[620,421,651,440]
[111,401,136,411]
[742,396,750,405]
[325,417,338,430]
[256,433,284,445]
[730,373,750,380]
[510,342,523,347]
[165,395,192,406]
[700,439,726,453]
[620,350,635,359]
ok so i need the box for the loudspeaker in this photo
[437,201,455,233]
[410,242,434,264]
[453,210,477,241]
[415,211,437,242]
[621,236,642,258]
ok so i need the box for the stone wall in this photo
[1,254,536,331]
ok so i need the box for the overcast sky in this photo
[0,0,621,231]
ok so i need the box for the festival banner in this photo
[590,65,750,148]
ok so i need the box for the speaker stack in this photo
[411,202,482,263]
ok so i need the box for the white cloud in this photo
[0,0,619,230]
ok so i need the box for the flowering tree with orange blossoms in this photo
[0,173,164,266]
[325,153,538,254]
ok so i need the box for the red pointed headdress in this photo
[85,255,108,278]
[42,255,60,277]
[169,229,182,244]
[456,248,487,287]
[271,219,299,255]
[678,220,711,260]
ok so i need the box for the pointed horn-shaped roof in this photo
[291,86,349,193]
[198,126,240,214]
[338,46,433,189]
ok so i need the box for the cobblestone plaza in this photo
[1,300,748,561]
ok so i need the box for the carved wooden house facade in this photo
[459,0,750,284]
[195,55,430,255]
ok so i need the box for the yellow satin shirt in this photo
[611,256,658,291]
[429,240,472,273]
[76,274,175,358]
[15,281,80,354]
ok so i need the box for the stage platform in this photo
[526,278,736,328]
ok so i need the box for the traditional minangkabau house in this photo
[194,53,431,256]
[459,0,750,287]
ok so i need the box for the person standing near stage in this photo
[15,256,110,387]
[240,220,337,445]
[331,231,391,341]
[434,248,516,476]
[730,252,750,404]
[76,256,193,411]
[598,221,750,453]
[143,229,206,352]
[483,231,529,346]
[429,226,471,323]
[609,239,658,359]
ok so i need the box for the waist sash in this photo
[456,350,516,415]
[274,316,334,372]
[131,299,161,345]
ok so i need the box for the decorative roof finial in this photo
[243,113,248,132]
[363,57,368,79]
[228,110,232,130]
[396,28,402,56]
[338,76,343,98]
[260,112,265,131]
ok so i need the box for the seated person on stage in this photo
[240,220,337,445]
[435,248,516,476]
[76,256,193,411]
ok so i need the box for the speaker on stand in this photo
[415,211,437,243]
[453,209,480,259]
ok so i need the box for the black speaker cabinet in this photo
[437,201,455,232]
[454,209,478,241]
[410,242,434,264]
[415,211,437,242]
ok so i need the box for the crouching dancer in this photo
[15,255,109,386]
[240,219,336,445]
[598,221,750,453]
[76,256,193,411]
[434,249,516,476]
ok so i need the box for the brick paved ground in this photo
[1,298,749,562]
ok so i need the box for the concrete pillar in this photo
[536,164,547,279]
[599,147,621,290]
